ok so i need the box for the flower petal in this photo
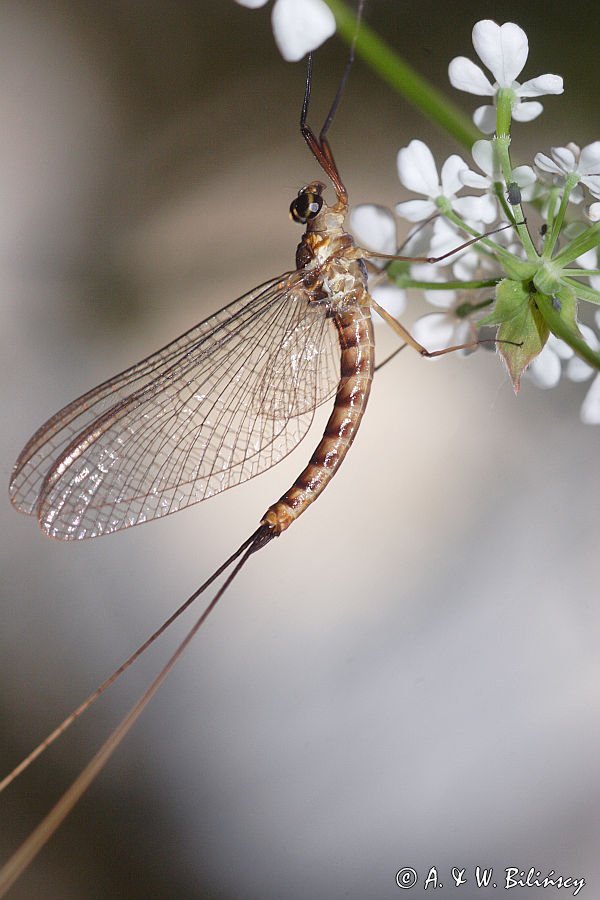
[584,176,600,199]
[471,139,495,177]
[579,322,599,350]
[588,202,600,222]
[579,141,600,174]
[534,152,563,175]
[448,57,495,95]
[454,193,497,224]
[350,204,397,255]
[472,21,529,86]
[455,319,476,348]
[271,0,335,62]
[512,165,536,187]
[518,74,564,97]
[397,140,440,195]
[440,154,468,196]
[576,247,597,270]
[528,346,561,388]
[512,100,543,122]
[371,283,407,323]
[570,185,584,204]
[395,199,436,222]
[552,145,576,172]
[235,0,269,7]
[580,375,600,425]
[408,259,455,305]
[452,252,479,281]
[460,169,490,189]
[566,324,598,382]
[567,355,593,383]
[472,105,497,134]
[546,334,573,361]
[401,224,436,258]
[429,219,464,259]
[423,287,457,307]
[413,312,455,349]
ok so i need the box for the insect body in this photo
[1,45,470,896]
[9,50,459,546]
[263,180,374,534]
[2,150,379,896]
[9,176,374,545]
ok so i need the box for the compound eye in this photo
[289,191,324,224]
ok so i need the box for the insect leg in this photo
[361,223,514,266]
[369,295,497,358]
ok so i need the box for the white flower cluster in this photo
[234,5,600,423]
[351,20,600,423]
[234,0,335,61]
[448,21,563,133]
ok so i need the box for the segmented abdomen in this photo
[262,304,374,534]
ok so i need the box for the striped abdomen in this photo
[262,304,374,534]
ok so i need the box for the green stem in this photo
[325,0,480,150]
[553,221,600,267]
[493,181,516,223]
[545,174,579,256]
[562,278,600,304]
[563,269,600,277]
[536,291,600,370]
[442,208,525,269]
[404,279,499,291]
[493,134,537,259]
[542,189,560,254]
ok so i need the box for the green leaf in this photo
[478,278,527,326]
[536,287,600,372]
[492,281,549,392]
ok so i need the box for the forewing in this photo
[11,273,342,539]
[11,276,288,517]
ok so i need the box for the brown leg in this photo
[361,223,513,266]
[369,296,480,358]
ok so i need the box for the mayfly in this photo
[2,21,491,896]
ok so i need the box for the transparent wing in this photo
[10,273,342,539]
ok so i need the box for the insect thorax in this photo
[297,229,368,312]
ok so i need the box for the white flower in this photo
[460,139,536,202]
[565,320,600,425]
[528,334,573,389]
[410,277,484,355]
[534,142,600,201]
[588,202,600,222]
[451,234,509,282]
[579,375,600,425]
[412,303,475,356]
[451,249,494,282]
[370,283,407,326]
[448,20,563,134]
[395,140,496,224]
[411,261,457,307]
[573,244,600,292]
[234,0,335,62]
[529,322,600,425]
[350,204,397,256]
[565,322,600,381]
[348,204,406,326]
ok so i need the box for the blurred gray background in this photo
[1,1,599,897]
